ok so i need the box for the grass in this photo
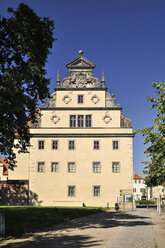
[0,206,104,241]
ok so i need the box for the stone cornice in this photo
[40,107,122,111]
[54,87,107,91]
[30,133,134,138]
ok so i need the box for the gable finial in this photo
[56,70,60,88]
[101,71,105,88]
[79,50,83,57]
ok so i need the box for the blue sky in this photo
[1,0,164,176]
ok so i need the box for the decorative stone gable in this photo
[61,50,101,88]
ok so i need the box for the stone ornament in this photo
[62,95,72,104]
[91,94,100,104]
[102,114,112,124]
[51,112,60,124]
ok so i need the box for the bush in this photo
[136,200,155,205]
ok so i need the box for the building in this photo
[133,174,148,200]
[2,51,134,207]
[133,174,165,202]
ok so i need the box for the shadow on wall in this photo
[0,181,42,206]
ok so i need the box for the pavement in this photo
[149,208,165,248]
[0,208,165,248]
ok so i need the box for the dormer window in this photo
[78,95,84,104]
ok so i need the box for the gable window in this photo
[70,115,92,128]
[94,141,99,150]
[52,140,58,150]
[113,141,119,150]
[38,140,44,150]
[68,162,76,173]
[93,162,101,173]
[69,141,75,150]
[68,186,75,197]
[78,115,84,127]
[78,95,84,104]
[38,162,45,172]
[93,186,100,196]
[51,162,59,172]
[86,115,92,127]
[70,115,76,127]
[112,162,120,173]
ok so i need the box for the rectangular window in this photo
[51,162,59,172]
[86,115,92,127]
[94,141,99,150]
[139,179,141,184]
[78,95,84,104]
[112,162,120,173]
[78,115,84,127]
[135,179,137,184]
[113,141,119,150]
[68,186,75,197]
[52,140,58,150]
[140,188,145,193]
[38,162,45,172]
[38,140,44,149]
[69,141,75,150]
[93,186,100,196]
[133,188,136,193]
[93,162,101,173]
[68,162,76,173]
[70,115,76,128]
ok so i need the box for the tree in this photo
[0,3,55,169]
[135,82,165,186]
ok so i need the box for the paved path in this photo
[0,209,155,248]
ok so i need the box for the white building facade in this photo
[7,51,134,207]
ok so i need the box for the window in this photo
[93,162,101,173]
[52,140,58,150]
[78,95,84,104]
[113,141,119,150]
[140,188,145,193]
[51,162,59,172]
[69,141,75,150]
[139,179,141,184]
[112,162,120,173]
[133,188,136,193]
[135,179,137,183]
[68,186,75,197]
[70,115,76,127]
[86,115,92,127]
[94,141,99,150]
[93,186,100,196]
[78,115,84,127]
[68,162,76,173]
[70,115,92,128]
[38,140,44,149]
[38,162,45,172]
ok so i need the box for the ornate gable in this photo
[66,51,95,69]
[59,50,101,88]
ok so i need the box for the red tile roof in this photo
[0,158,8,175]
[133,174,143,179]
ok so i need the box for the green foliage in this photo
[0,206,103,239]
[135,82,165,186]
[136,200,155,205]
[0,3,55,168]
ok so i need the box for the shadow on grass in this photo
[0,209,153,248]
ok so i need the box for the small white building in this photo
[133,174,151,200]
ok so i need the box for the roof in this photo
[0,158,8,175]
[133,174,143,179]
[66,50,96,69]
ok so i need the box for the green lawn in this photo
[0,206,104,241]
